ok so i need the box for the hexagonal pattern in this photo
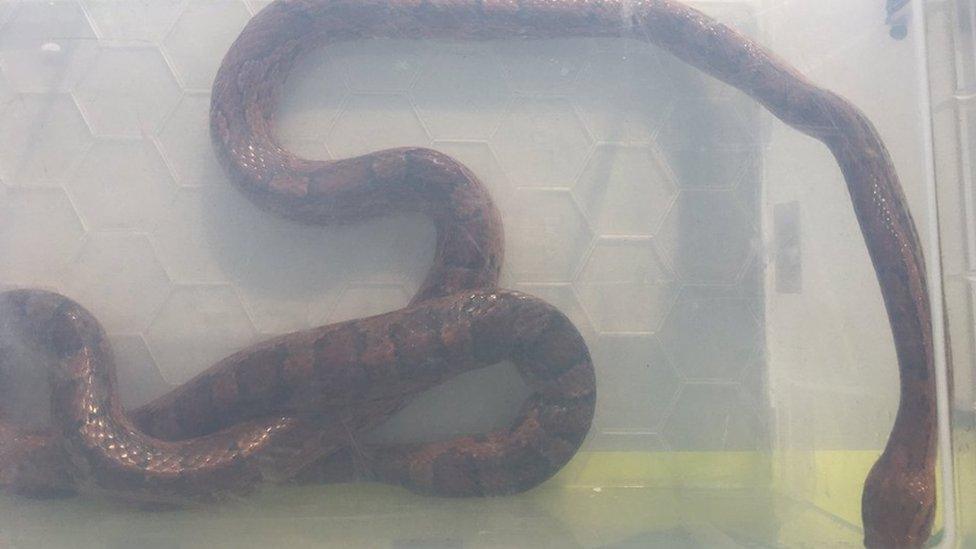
[83,0,184,44]
[73,47,182,136]
[0,187,85,285]
[359,214,436,288]
[504,188,592,283]
[60,233,172,333]
[223,216,351,336]
[153,183,357,334]
[108,334,174,410]
[574,42,675,144]
[277,50,347,158]
[327,283,412,324]
[413,47,511,140]
[512,282,596,344]
[734,156,763,216]
[491,97,593,188]
[431,140,514,213]
[239,285,315,336]
[156,93,228,187]
[150,186,237,283]
[590,334,679,434]
[245,0,274,14]
[738,352,768,408]
[655,49,746,104]
[332,39,425,93]
[152,182,352,285]
[0,6,772,463]
[576,238,677,334]
[327,93,430,158]
[658,191,755,284]
[66,139,175,231]
[162,0,251,90]
[146,284,257,385]
[659,298,761,381]
[657,95,760,189]
[0,93,92,186]
[663,383,761,451]
[0,1,97,92]
[495,39,590,95]
[574,144,678,237]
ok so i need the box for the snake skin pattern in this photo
[0,1,936,547]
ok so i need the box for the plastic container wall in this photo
[0,0,961,546]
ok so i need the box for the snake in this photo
[0,1,936,547]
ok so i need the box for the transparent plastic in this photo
[0,0,965,547]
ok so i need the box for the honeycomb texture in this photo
[0,0,766,460]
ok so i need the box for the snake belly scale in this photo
[0,1,937,547]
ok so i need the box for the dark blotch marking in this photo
[430,450,481,496]
[47,307,85,360]
[469,298,515,365]
[509,445,555,487]
[314,325,366,371]
[313,325,370,396]
[389,308,448,380]
[233,342,292,412]
[515,313,586,381]
[175,381,219,439]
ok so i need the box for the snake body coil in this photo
[0,1,936,547]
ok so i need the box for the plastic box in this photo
[0,0,970,547]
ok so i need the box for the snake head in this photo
[1,290,74,348]
[0,291,108,432]
[0,289,108,386]
[0,292,81,498]
[862,452,936,548]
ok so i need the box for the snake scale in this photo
[0,1,937,547]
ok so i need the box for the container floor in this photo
[0,451,875,548]
[2,486,864,548]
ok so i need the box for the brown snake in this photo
[0,1,937,547]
